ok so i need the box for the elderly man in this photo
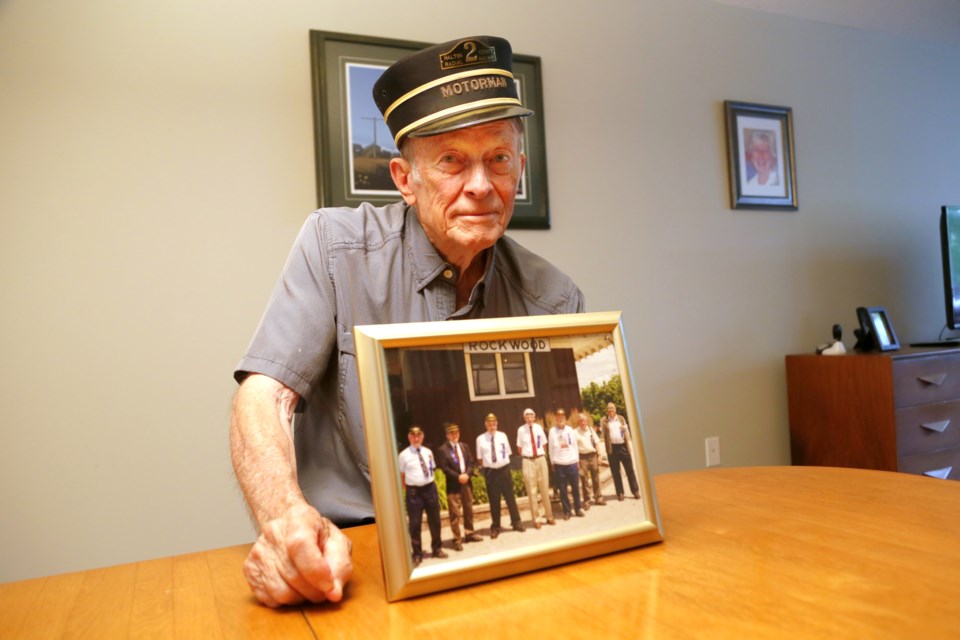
[399,426,447,566]
[437,422,483,551]
[229,35,583,607]
[548,409,584,519]
[600,402,640,502]
[476,413,524,538]
[517,408,555,528]
[574,413,605,508]
[745,130,779,187]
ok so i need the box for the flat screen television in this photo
[940,205,960,331]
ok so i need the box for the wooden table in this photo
[3,466,959,638]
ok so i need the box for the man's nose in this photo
[463,163,494,198]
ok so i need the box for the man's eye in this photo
[488,154,514,173]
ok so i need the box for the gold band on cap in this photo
[382,67,515,124]
[393,97,523,145]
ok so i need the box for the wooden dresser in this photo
[785,347,960,480]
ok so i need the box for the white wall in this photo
[2,0,958,582]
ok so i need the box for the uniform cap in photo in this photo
[372,35,533,146]
[444,422,460,433]
[408,425,424,435]
[484,413,498,422]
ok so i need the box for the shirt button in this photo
[443,269,454,279]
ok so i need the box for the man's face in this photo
[523,411,536,424]
[606,403,616,416]
[446,429,460,443]
[556,414,566,426]
[578,417,588,430]
[748,139,772,173]
[408,431,424,447]
[391,119,525,264]
[485,419,498,433]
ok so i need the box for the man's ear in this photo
[390,157,417,206]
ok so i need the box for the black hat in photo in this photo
[372,35,533,146]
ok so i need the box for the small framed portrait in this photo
[353,311,663,601]
[309,30,551,229]
[866,306,901,351]
[724,100,798,210]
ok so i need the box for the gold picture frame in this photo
[353,311,663,601]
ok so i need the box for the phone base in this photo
[909,340,960,348]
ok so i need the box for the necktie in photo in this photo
[530,425,537,455]
[455,443,465,473]
[416,448,429,479]
[491,434,497,463]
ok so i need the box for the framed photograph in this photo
[353,311,663,601]
[309,30,551,229]
[724,100,798,210]
[866,306,900,351]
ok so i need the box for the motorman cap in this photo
[444,422,460,433]
[372,35,533,146]
[484,413,498,422]
[408,425,424,435]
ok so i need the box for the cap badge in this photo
[439,39,497,70]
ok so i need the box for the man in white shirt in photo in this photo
[600,403,640,501]
[517,408,556,528]
[574,413,606,508]
[476,413,525,538]
[549,409,584,519]
[399,426,447,565]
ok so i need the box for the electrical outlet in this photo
[705,437,721,467]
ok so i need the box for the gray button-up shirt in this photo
[235,202,584,523]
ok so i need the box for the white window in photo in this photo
[465,352,535,400]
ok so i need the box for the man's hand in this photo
[243,503,353,608]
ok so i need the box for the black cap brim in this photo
[407,105,533,139]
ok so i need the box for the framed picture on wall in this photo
[309,30,552,229]
[724,100,798,210]
[352,311,663,601]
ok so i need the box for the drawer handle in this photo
[923,466,953,480]
[918,373,947,386]
[920,420,951,433]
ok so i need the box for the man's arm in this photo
[230,373,353,607]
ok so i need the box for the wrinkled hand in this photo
[243,503,353,607]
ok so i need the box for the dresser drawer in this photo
[892,355,960,407]
[895,400,960,457]
[897,447,960,480]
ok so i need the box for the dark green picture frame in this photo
[309,31,551,229]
